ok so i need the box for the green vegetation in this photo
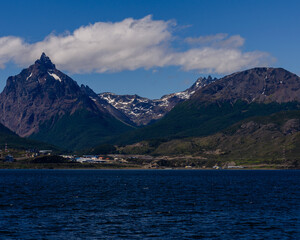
[0,123,58,151]
[113,101,300,145]
[31,155,70,163]
[88,144,117,155]
[116,110,300,169]
[30,109,133,150]
[2,99,299,169]
[118,139,167,155]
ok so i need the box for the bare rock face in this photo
[192,68,300,104]
[80,85,134,126]
[0,53,103,137]
[97,76,216,126]
[96,68,300,127]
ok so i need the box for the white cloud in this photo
[0,36,27,68]
[185,33,245,48]
[185,33,228,44]
[0,15,273,74]
[172,48,271,73]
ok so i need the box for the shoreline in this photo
[1,158,298,170]
[0,166,298,170]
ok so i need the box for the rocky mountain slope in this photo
[111,68,300,145]
[98,76,216,126]
[1,53,299,155]
[80,85,135,126]
[0,53,132,150]
[191,67,300,103]
[0,53,102,137]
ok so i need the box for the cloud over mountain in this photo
[0,15,273,74]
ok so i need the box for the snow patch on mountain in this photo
[26,73,32,81]
[48,72,62,82]
[98,76,216,126]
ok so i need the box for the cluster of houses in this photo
[213,164,244,169]
[1,142,129,164]
[1,146,54,162]
[26,149,53,158]
[60,155,128,164]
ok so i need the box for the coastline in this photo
[1,155,298,170]
[0,164,297,170]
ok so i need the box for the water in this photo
[0,170,299,239]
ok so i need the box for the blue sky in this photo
[0,0,299,98]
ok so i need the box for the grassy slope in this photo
[113,100,300,145]
[118,111,300,167]
[0,123,57,150]
[30,109,133,150]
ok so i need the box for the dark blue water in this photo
[0,170,299,239]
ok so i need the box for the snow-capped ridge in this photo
[97,76,216,126]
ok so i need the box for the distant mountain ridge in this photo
[112,67,300,145]
[97,76,216,126]
[191,67,300,103]
[80,84,134,126]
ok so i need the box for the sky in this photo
[0,0,299,99]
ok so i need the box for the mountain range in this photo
[112,67,300,166]
[0,53,299,163]
[111,67,300,144]
[0,54,213,150]
[96,76,216,126]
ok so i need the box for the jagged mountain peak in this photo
[34,52,56,70]
[0,54,106,137]
[10,53,66,86]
